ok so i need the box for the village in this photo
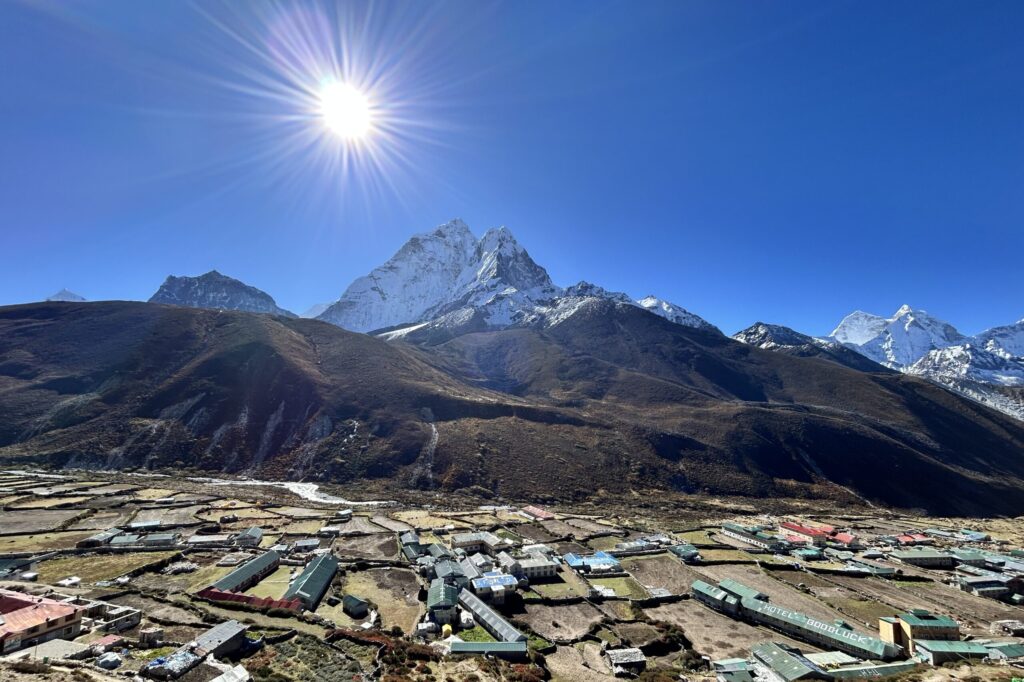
[1,469,1024,682]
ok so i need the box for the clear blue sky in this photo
[2,1,1022,336]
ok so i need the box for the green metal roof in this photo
[719,578,766,601]
[692,580,735,603]
[742,597,895,659]
[213,550,279,591]
[986,642,1024,658]
[427,578,459,609]
[830,661,920,679]
[283,554,338,608]
[898,610,957,629]
[751,642,826,681]
[913,639,989,655]
[450,640,527,655]
[890,549,950,560]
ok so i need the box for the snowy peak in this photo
[733,322,814,349]
[149,270,295,317]
[317,219,718,339]
[908,344,1024,386]
[829,310,886,346]
[45,288,86,302]
[822,304,1024,421]
[563,281,635,305]
[317,219,483,332]
[975,319,1024,358]
[829,304,967,369]
[638,295,718,332]
[301,303,331,319]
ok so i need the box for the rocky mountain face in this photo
[149,270,295,318]
[46,289,86,302]
[732,322,886,372]
[3,300,1024,515]
[317,219,716,338]
[825,306,1024,421]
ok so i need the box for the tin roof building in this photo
[283,553,338,610]
[458,590,526,642]
[212,551,280,592]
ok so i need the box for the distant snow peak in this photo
[733,322,814,349]
[46,289,86,302]
[638,295,718,332]
[829,310,886,346]
[829,304,966,369]
[149,270,295,317]
[825,304,1024,421]
[301,303,330,319]
[316,219,718,338]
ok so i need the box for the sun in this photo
[319,81,372,139]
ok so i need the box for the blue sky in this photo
[1,1,1022,336]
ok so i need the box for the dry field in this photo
[620,553,704,594]
[644,598,818,660]
[0,530,95,552]
[343,567,422,633]
[546,643,614,682]
[7,495,95,509]
[35,551,179,584]
[516,522,561,544]
[826,574,1024,631]
[333,533,398,560]
[370,514,412,532]
[519,601,605,641]
[66,508,138,530]
[132,504,206,526]
[0,508,83,534]
[692,563,865,632]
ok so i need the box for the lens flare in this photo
[319,81,371,139]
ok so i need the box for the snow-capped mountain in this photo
[825,305,1024,421]
[46,289,86,302]
[318,219,717,338]
[301,303,331,319]
[639,295,719,331]
[735,322,824,349]
[732,322,886,372]
[829,305,968,369]
[149,270,296,317]
[975,319,1024,358]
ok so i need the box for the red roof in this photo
[93,634,125,647]
[522,505,555,520]
[781,521,827,537]
[784,535,809,545]
[832,532,858,544]
[0,590,80,641]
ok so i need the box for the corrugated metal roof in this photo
[752,642,826,681]
[743,597,895,659]
[212,551,279,591]
[427,579,459,610]
[719,579,766,601]
[913,639,989,655]
[986,642,1024,658]
[458,590,525,642]
[283,554,338,608]
[450,640,527,655]
[898,610,957,629]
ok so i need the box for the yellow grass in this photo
[132,488,177,500]
[36,551,178,585]
[8,496,94,509]
[0,531,96,553]
[244,565,296,599]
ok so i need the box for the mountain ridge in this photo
[3,300,1024,515]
